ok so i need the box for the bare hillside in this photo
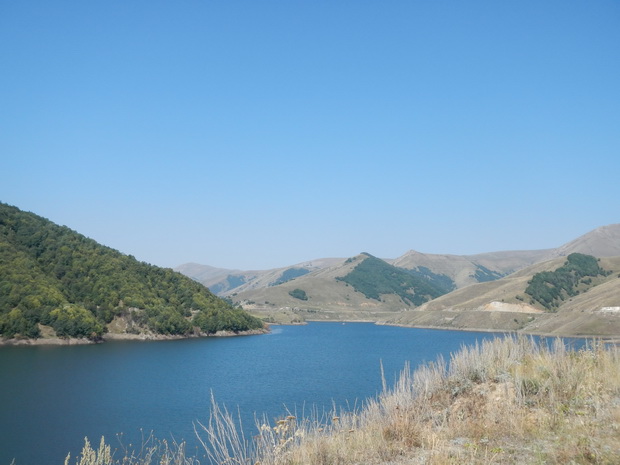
[390,249,550,288]
[548,224,620,258]
[174,262,240,285]
[388,256,620,336]
[176,258,345,295]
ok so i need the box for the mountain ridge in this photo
[178,224,620,297]
[176,224,620,335]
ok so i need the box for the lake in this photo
[0,323,563,465]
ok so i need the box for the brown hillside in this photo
[388,256,620,337]
[547,224,620,258]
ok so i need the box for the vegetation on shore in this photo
[0,202,263,341]
[68,336,620,464]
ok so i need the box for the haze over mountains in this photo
[176,224,620,297]
[176,224,620,336]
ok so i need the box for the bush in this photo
[49,304,105,340]
[193,307,264,334]
[146,306,192,335]
[289,289,308,301]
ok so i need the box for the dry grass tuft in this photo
[244,336,620,465]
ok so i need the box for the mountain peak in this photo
[551,224,620,258]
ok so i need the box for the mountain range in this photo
[176,224,620,336]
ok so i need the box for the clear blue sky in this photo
[2,1,619,270]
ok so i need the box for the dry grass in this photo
[67,337,620,465]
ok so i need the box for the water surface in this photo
[1,323,518,464]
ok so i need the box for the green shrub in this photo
[193,307,264,334]
[289,288,308,301]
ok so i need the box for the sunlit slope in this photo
[234,254,400,322]
[174,224,620,335]
[178,225,620,323]
[390,249,551,288]
[176,258,345,296]
[549,224,620,258]
[234,253,456,322]
[229,227,620,335]
[388,256,620,336]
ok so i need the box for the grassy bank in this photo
[67,336,620,464]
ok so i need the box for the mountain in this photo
[226,253,472,324]
[387,254,620,337]
[389,249,551,289]
[176,224,620,334]
[175,258,345,295]
[0,202,264,342]
[230,254,429,323]
[178,249,550,300]
[174,262,242,285]
[388,224,620,289]
[546,224,620,258]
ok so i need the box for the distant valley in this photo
[177,224,620,337]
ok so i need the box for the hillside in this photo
[232,254,462,323]
[176,224,620,333]
[547,223,620,258]
[175,258,345,295]
[178,250,548,297]
[389,249,551,288]
[174,262,244,289]
[388,254,620,337]
[179,225,620,299]
[0,203,264,342]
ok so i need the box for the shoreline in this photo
[2,321,617,347]
[0,327,270,347]
[271,318,620,342]
[378,320,620,343]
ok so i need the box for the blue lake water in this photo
[0,323,574,465]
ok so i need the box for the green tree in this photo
[0,308,40,338]
[49,304,105,340]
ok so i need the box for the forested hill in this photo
[0,202,264,341]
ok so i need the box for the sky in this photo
[2,1,619,271]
